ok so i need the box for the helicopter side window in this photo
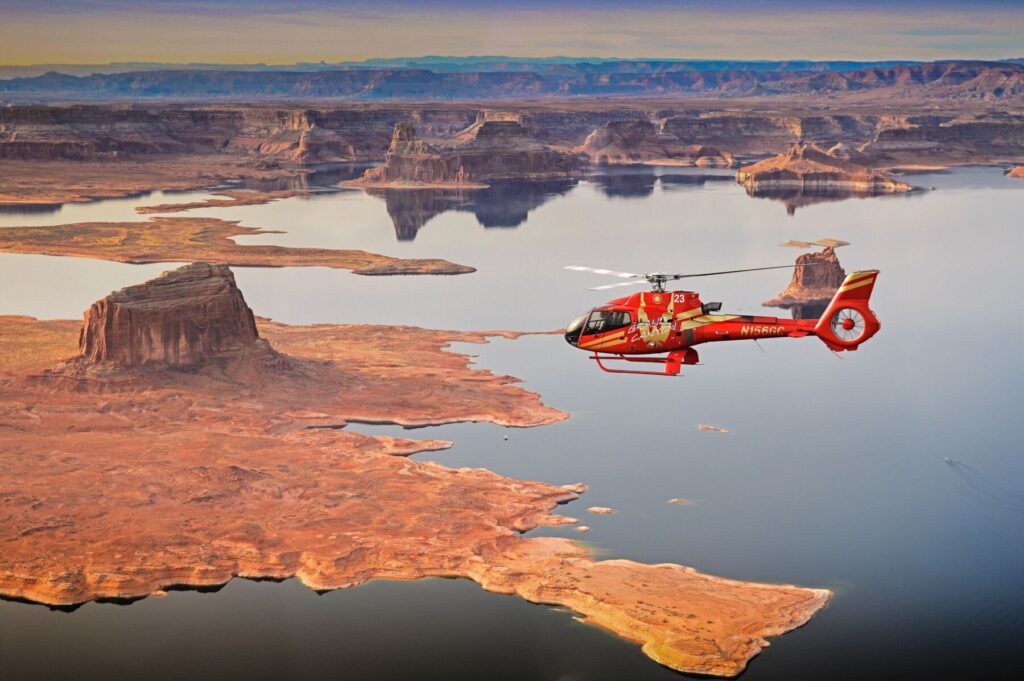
[584,310,632,335]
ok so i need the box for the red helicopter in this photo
[564,264,880,375]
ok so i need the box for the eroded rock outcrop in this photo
[77,263,260,368]
[576,119,736,167]
[737,143,913,195]
[860,113,1024,165]
[1008,165,1024,178]
[577,120,670,164]
[763,246,847,309]
[350,121,582,187]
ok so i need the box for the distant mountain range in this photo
[2,58,1023,101]
[0,57,933,79]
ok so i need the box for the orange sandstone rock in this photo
[77,263,261,368]
[587,506,617,515]
[0,266,830,677]
[763,246,847,309]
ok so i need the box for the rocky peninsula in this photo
[0,216,473,275]
[0,264,830,677]
[737,143,913,195]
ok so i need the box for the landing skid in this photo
[590,349,698,377]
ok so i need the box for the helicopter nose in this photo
[564,312,588,347]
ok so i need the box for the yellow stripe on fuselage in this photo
[579,334,627,350]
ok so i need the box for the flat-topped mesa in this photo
[737,143,913,194]
[459,119,538,148]
[576,119,736,167]
[1008,165,1024,178]
[577,120,668,164]
[763,246,847,308]
[78,263,261,368]
[350,121,582,188]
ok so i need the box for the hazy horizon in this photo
[4,54,1024,69]
[3,1,1024,66]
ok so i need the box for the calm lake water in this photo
[2,166,1023,680]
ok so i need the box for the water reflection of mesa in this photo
[368,179,578,240]
[370,170,735,238]
[591,171,732,199]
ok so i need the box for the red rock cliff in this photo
[78,263,260,367]
[763,247,847,308]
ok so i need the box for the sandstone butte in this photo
[0,263,831,677]
[763,246,848,309]
[347,120,583,189]
[737,143,914,196]
[576,119,736,168]
[0,216,473,276]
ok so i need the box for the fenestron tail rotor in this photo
[565,263,815,292]
[830,307,866,342]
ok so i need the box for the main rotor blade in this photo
[565,265,641,279]
[589,280,649,291]
[668,263,814,280]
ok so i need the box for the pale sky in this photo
[2,1,1023,65]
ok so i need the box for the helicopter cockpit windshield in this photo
[584,309,632,335]
[564,312,589,346]
[566,308,633,346]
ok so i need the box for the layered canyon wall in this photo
[3,104,1024,168]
